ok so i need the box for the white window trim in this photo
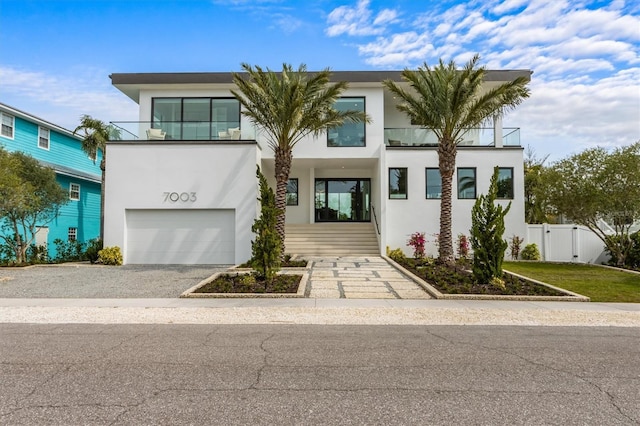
[68,227,77,241]
[69,183,80,201]
[1,112,15,140]
[38,126,50,150]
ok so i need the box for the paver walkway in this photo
[305,256,431,299]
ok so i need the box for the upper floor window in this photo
[286,178,298,206]
[328,97,365,147]
[38,127,50,150]
[69,183,80,201]
[458,168,476,199]
[151,97,240,140]
[497,167,514,199]
[426,168,441,199]
[1,112,15,139]
[389,168,408,199]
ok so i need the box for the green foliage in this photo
[407,232,426,259]
[250,167,281,283]
[53,238,85,262]
[457,234,470,259]
[543,142,640,266]
[0,147,68,263]
[521,243,541,261]
[509,235,524,260]
[524,146,551,223]
[98,246,123,265]
[383,54,530,265]
[26,244,48,263]
[387,247,407,263]
[85,238,103,264]
[605,231,640,270]
[470,167,512,284]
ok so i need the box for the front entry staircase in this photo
[284,223,380,257]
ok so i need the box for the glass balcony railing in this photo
[384,127,520,147]
[108,121,257,141]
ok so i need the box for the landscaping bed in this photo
[181,271,306,298]
[388,256,587,300]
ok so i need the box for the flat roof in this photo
[110,69,533,103]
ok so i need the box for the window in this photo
[151,97,240,140]
[286,178,298,206]
[458,168,476,199]
[1,112,14,138]
[68,227,77,241]
[497,167,514,199]
[425,168,442,199]
[69,183,80,201]
[327,97,365,147]
[389,168,408,199]
[38,127,50,150]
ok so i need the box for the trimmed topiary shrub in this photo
[250,166,281,285]
[521,243,541,261]
[98,246,123,265]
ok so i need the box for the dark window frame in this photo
[497,167,514,199]
[388,167,408,199]
[425,167,442,199]
[286,178,299,206]
[327,96,366,147]
[457,167,477,199]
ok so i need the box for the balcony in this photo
[384,127,520,147]
[109,121,257,141]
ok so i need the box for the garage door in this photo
[126,209,235,264]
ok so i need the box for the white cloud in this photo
[326,0,398,37]
[0,66,137,131]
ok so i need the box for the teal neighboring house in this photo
[0,102,102,258]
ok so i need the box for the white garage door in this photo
[126,209,235,264]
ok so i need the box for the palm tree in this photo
[73,115,120,240]
[383,54,530,265]
[231,63,370,257]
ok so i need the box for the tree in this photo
[0,148,68,263]
[73,115,120,240]
[524,146,550,223]
[543,142,640,267]
[251,166,281,284]
[383,54,530,265]
[470,167,511,285]
[231,63,370,257]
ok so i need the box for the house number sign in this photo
[163,192,197,203]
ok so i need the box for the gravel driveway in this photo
[0,264,228,298]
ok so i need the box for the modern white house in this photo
[106,70,531,264]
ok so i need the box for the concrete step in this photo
[284,223,380,256]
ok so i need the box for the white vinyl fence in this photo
[526,224,609,264]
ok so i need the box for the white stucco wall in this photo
[104,142,260,264]
[383,147,526,257]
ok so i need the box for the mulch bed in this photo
[396,258,565,296]
[194,273,302,294]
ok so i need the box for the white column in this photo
[493,115,503,148]
[309,168,315,223]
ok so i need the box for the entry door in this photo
[315,179,371,222]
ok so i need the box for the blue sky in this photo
[1,0,638,161]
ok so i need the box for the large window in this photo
[327,97,365,147]
[497,167,514,199]
[286,178,298,206]
[425,168,441,199]
[1,112,14,138]
[458,168,476,199]
[38,127,50,150]
[151,97,240,140]
[389,168,407,199]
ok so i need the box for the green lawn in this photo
[503,262,640,303]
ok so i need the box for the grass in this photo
[503,262,640,303]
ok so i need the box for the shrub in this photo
[407,232,426,259]
[521,243,541,261]
[250,166,281,284]
[509,235,524,260]
[605,231,640,270]
[456,234,470,259]
[470,167,511,284]
[53,238,85,262]
[26,244,48,263]
[84,238,103,264]
[98,246,123,265]
[387,247,406,263]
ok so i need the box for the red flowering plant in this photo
[457,234,470,259]
[407,232,426,259]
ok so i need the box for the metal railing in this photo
[371,203,381,235]
[109,121,257,141]
[384,127,520,147]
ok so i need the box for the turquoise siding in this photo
[0,105,102,260]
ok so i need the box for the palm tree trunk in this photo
[274,146,292,260]
[438,139,457,265]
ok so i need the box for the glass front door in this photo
[315,179,371,222]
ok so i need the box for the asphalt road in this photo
[1,324,639,425]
